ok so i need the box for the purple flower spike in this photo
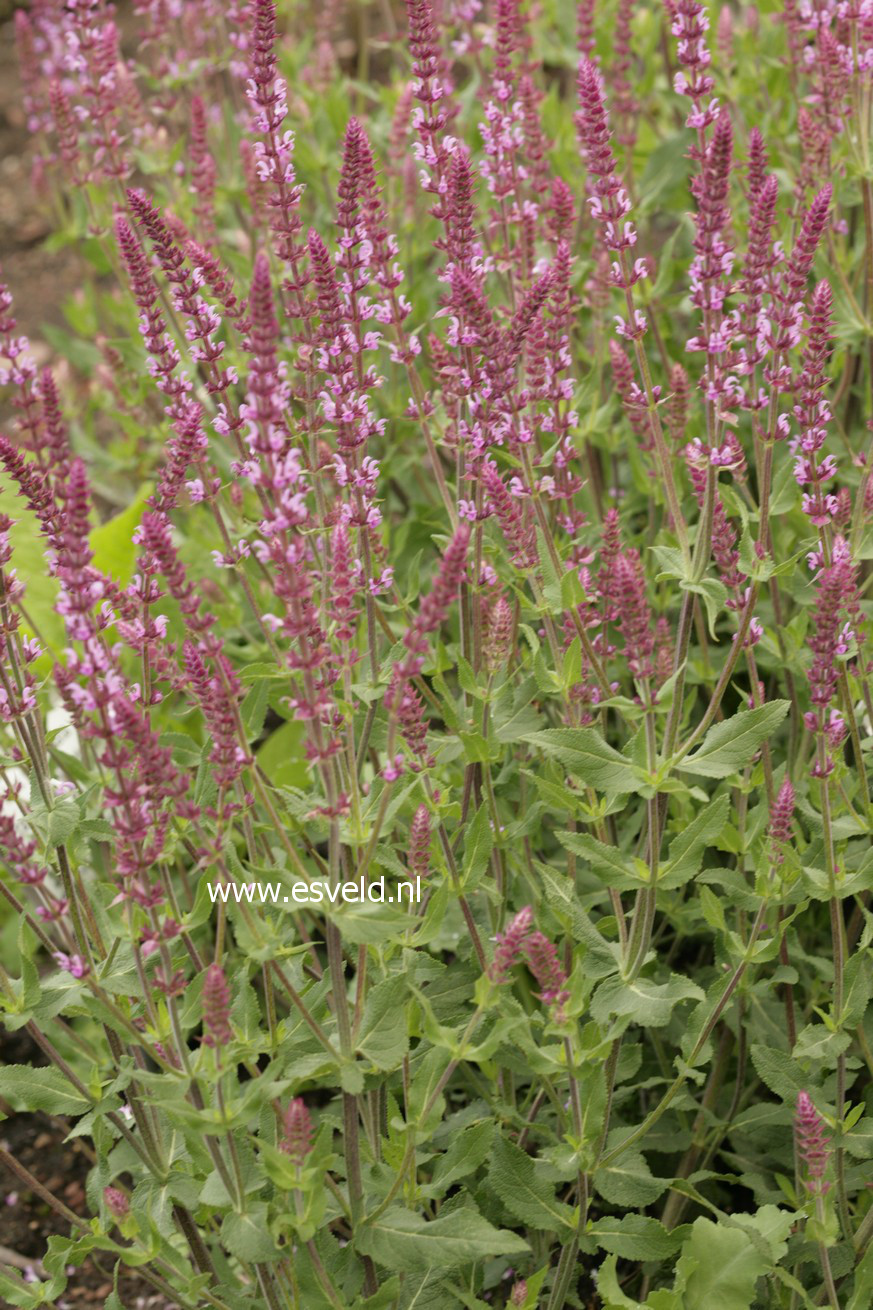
[202,964,233,1048]
[281,1097,314,1166]
[795,1091,831,1194]
[490,906,534,983]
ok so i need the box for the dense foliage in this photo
[1,0,872,1306]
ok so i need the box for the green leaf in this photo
[594,1145,669,1208]
[591,975,704,1028]
[487,1136,574,1231]
[356,1205,529,1272]
[0,1066,90,1116]
[90,488,151,585]
[679,1218,772,1310]
[462,805,493,890]
[257,719,308,788]
[357,975,409,1070]
[220,1208,278,1262]
[589,1214,685,1260]
[660,795,730,889]
[847,1238,873,1310]
[538,867,620,976]
[423,1122,493,1198]
[678,702,790,779]
[749,1045,807,1101]
[524,729,636,794]
[556,831,641,890]
[681,578,727,639]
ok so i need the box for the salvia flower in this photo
[767,779,794,865]
[202,963,233,1048]
[280,1097,314,1166]
[795,1091,831,1194]
[489,905,534,983]
[481,461,536,569]
[484,595,514,673]
[103,1186,130,1222]
[523,930,570,1011]
[409,805,431,879]
[614,550,655,680]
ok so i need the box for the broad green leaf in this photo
[681,577,727,639]
[538,867,620,976]
[356,1205,529,1272]
[256,719,308,788]
[660,795,730,889]
[523,729,637,794]
[680,1218,772,1310]
[591,975,704,1028]
[90,487,151,585]
[589,1214,685,1260]
[220,1208,278,1262]
[594,1147,669,1207]
[357,975,409,1070]
[793,1024,851,1063]
[749,1045,808,1101]
[556,831,642,890]
[0,1065,90,1116]
[678,702,790,779]
[487,1135,574,1231]
[423,1121,493,1197]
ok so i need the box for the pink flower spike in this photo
[795,1091,831,1194]
[490,906,534,983]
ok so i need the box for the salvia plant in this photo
[0,0,872,1307]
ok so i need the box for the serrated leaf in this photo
[591,975,704,1028]
[0,1066,90,1116]
[423,1121,493,1198]
[487,1136,574,1231]
[462,805,493,890]
[680,1218,772,1310]
[594,1147,669,1207]
[660,795,730,889]
[678,702,790,778]
[556,831,642,890]
[356,1205,529,1272]
[749,1045,807,1101]
[524,729,636,794]
[589,1214,685,1260]
[220,1208,278,1262]
[357,975,409,1070]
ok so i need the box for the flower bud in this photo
[281,1097,313,1166]
[104,1186,130,1221]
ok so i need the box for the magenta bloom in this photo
[202,964,233,1048]
[103,1186,130,1221]
[795,1091,831,1194]
[281,1097,314,1166]
[490,906,534,983]
[523,931,570,1010]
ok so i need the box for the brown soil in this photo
[0,1029,180,1309]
